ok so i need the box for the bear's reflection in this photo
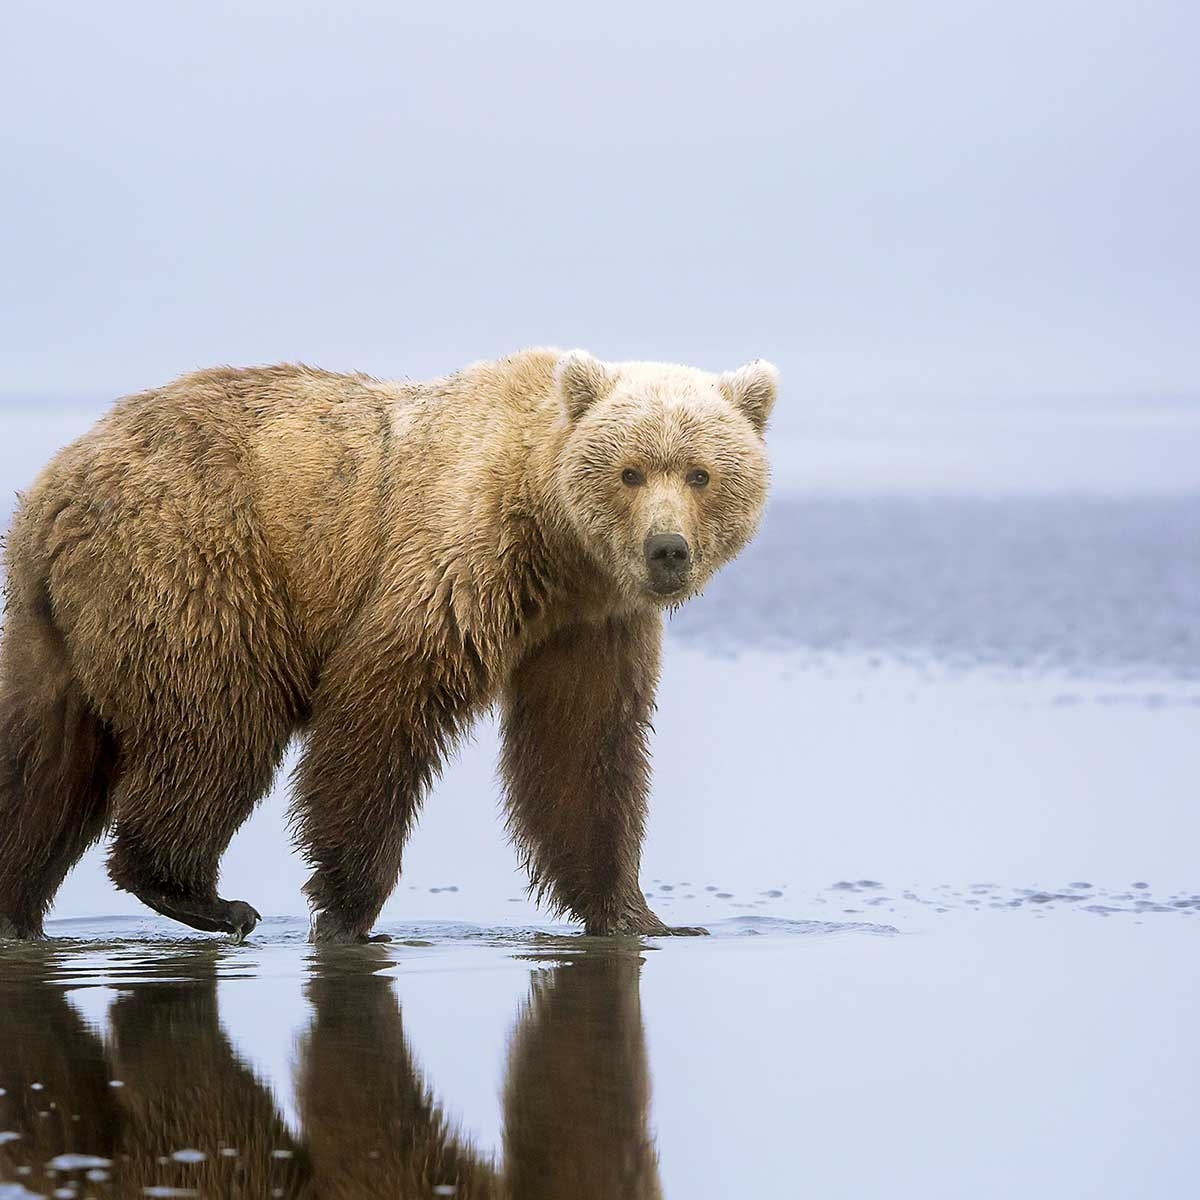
[0,944,660,1199]
[502,952,661,1200]
[299,949,500,1198]
[0,946,310,1197]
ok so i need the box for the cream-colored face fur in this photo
[555,351,776,607]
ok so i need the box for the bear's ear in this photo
[719,360,779,436]
[556,350,616,423]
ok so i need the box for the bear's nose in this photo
[644,533,691,591]
[645,532,690,566]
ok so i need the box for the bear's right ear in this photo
[556,350,616,423]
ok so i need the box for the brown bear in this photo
[0,349,776,943]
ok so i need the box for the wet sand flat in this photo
[1,907,1197,1199]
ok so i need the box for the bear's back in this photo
[11,365,417,671]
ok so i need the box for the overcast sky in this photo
[2,1,1198,426]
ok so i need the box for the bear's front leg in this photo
[291,631,477,944]
[500,613,706,937]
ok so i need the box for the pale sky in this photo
[2,0,1198,436]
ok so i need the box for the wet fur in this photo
[0,351,774,941]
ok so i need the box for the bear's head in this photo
[555,350,776,607]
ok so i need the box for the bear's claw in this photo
[226,901,262,944]
[585,906,711,937]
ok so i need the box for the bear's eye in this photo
[621,468,645,486]
[687,468,710,488]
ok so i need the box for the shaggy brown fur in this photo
[0,349,776,941]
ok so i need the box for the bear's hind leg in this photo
[107,723,290,942]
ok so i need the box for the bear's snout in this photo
[644,532,691,594]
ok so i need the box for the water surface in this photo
[2,910,1196,1199]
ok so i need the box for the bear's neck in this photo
[499,422,622,622]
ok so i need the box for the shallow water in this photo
[2,906,1198,1200]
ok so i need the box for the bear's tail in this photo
[0,586,117,939]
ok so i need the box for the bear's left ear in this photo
[719,360,779,436]
[556,350,616,423]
